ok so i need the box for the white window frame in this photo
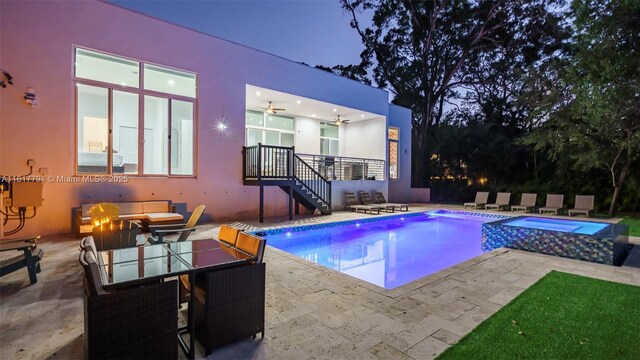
[388,127,399,181]
[244,111,295,147]
[319,122,339,156]
[74,47,197,177]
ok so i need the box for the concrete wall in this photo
[331,181,387,211]
[388,104,413,203]
[0,0,411,235]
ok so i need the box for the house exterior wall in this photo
[388,104,413,203]
[0,0,411,235]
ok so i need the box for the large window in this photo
[75,48,196,176]
[320,122,339,155]
[245,110,294,147]
[388,128,399,180]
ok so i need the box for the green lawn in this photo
[437,271,640,360]
[620,217,640,237]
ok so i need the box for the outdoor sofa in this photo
[76,200,183,236]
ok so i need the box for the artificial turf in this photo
[620,217,640,237]
[437,271,640,360]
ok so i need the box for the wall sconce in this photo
[24,88,38,108]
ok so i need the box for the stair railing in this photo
[293,154,331,210]
[243,143,331,210]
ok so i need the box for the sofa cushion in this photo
[145,213,183,222]
[143,201,170,214]
[116,202,143,215]
[119,214,147,220]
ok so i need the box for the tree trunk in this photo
[608,155,632,217]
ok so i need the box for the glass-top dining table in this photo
[97,239,256,360]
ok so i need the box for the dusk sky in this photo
[110,0,370,67]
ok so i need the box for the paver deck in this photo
[1,205,638,359]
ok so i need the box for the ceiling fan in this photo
[335,115,350,126]
[259,101,286,114]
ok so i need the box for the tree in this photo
[341,0,567,187]
[525,0,640,216]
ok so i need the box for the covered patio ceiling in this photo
[245,84,383,124]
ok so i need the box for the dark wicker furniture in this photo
[91,220,139,251]
[80,250,178,360]
[194,262,266,355]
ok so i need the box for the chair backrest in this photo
[80,236,98,257]
[574,195,594,210]
[236,232,266,263]
[373,192,387,204]
[359,191,374,205]
[475,192,489,203]
[344,192,360,207]
[81,250,106,296]
[218,225,241,246]
[177,204,206,242]
[89,203,120,226]
[520,193,537,206]
[545,194,564,208]
[92,220,139,251]
[495,192,511,205]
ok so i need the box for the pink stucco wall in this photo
[0,0,407,235]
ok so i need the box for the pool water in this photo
[265,214,497,289]
[503,217,607,235]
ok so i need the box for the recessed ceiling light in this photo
[256,91,261,96]
[121,82,126,86]
[296,100,301,104]
[168,79,175,85]
[332,108,337,112]
[312,114,316,117]
[361,114,365,118]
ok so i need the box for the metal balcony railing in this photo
[296,153,386,181]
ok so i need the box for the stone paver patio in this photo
[1,206,638,359]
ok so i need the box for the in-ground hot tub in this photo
[482,216,629,265]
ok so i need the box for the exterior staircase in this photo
[243,144,332,222]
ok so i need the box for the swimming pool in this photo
[262,211,506,289]
[502,217,608,235]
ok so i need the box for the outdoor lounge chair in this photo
[539,194,564,215]
[148,204,206,244]
[464,192,489,209]
[344,192,382,214]
[373,192,409,212]
[359,191,394,213]
[568,195,594,217]
[485,192,511,211]
[511,193,537,213]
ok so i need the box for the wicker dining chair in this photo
[80,250,178,360]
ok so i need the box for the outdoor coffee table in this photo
[96,239,256,360]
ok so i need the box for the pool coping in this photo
[256,209,516,293]
[252,209,512,236]
[254,209,631,294]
